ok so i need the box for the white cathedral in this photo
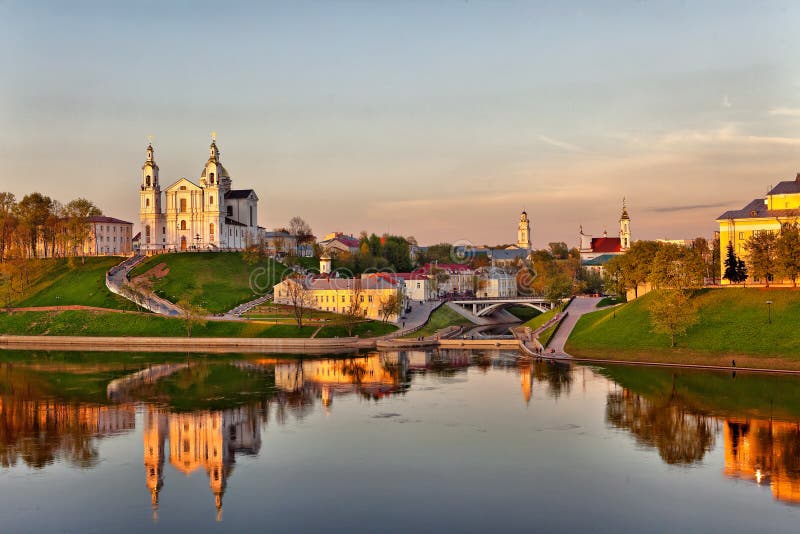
[139,138,263,252]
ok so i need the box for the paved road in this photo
[548,296,603,356]
[385,300,441,338]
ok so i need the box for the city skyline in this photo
[3,1,800,245]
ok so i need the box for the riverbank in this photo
[565,288,800,371]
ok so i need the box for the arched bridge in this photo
[450,297,554,317]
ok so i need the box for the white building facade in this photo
[139,140,262,253]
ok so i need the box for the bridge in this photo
[449,297,554,317]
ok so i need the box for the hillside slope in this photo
[130,252,290,314]
[566,288,800,368]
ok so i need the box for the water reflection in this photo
[144,405,261,520]
[606,389,717,465]
[725,419,800,505]
[3,350,800,526]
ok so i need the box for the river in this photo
[0,348,798,532]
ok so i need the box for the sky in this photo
[2,0,800,248]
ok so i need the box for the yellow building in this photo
[717,173,800,283]
[273,275,404,322]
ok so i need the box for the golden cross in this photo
[147,134,153,144]
[211,131,217,141]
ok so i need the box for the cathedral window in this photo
[181,220,187,230]
[146,198,150,207]
[145,225,151,244]
[145,175,151,187]
[210,196,214,205]
[180,199,187,212]
[210,172,215,183]
[209,223,215,239]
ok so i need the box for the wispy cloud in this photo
[650,202,732,213]
[658,124,800,147]
[721,95,732,108]
[768,107,800,117]
[537,135,582,152]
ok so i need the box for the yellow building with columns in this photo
[717,173,800,284]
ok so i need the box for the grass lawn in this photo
[4,257,136,310]
[522,301,567,332]
[566,288,800,369]
[596,296,624,308]
[0,309,395,339]
[130,252,291,314]
[403,305,474,338]
[506,305,542,322]
[538,321,560,347]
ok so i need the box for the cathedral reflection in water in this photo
[2,354,800,518]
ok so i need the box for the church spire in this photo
[209,132,219,163]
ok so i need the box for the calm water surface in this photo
[0,349,799,533]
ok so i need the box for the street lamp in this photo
[766,300,773,324]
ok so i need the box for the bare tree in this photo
[284,276,314,329]
[379,292,401,323]
[341,280,366,336]
[289,216,314,244]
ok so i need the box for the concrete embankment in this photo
[0,335,376,354]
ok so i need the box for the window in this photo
[739,232,744,240]
[146,198,150,207]
[180,220,187,230]
[145,225,151,244]
[227,206,233,217]
[210,196,214,205]
[210,172,215,183]
[180,199,187,212]
[162,226,165,235]
[209,223,215,240]
[249,205,253,225]
[368,295,373,302]
[180,185,187,190]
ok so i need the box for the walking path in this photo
[529,296,603,359]
[106,255,183,317]
[382,300,442,339]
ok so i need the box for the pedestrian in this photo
[402,321,405,329]
[732,359,736,368]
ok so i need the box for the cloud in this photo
[768,107,800,117]
[537,135,582,152]
[650,202,732,213]
[721,95,732,108]
[658,124,800,147]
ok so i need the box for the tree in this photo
[776,222,800,287]
[288,216,314,244]
[429,266,450,295]
[177,299,208,337]
[603,255,626,298]
[649,289,697,348]
[0,193,17,261]
[548,242,569,260]
[379,292,401,322]
[621,241,661,298]
[341,280,366,336]
[64,198,102,261]
[723,242,746,284]
[649,244,704,290]
[745,231,778,287]
[284,276,313,329]
[15,193,53,258]
[711,235,721,284]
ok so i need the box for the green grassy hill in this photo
[566,288,800,368]
[130,252,290,314]
[3,257,135,310]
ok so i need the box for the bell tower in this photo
[619,198,631,251]
[140,141,163,250]
[517,210,531,251]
